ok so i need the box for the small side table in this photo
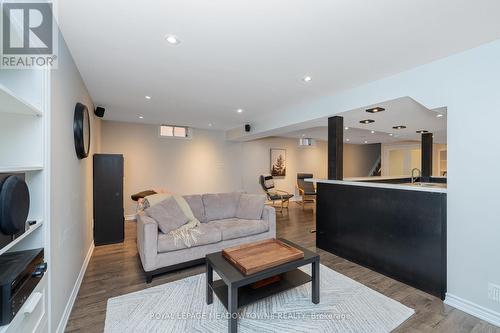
[206,238,320,333]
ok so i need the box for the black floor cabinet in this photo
[93,154,124,245]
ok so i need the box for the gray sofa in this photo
[137,192,276,282]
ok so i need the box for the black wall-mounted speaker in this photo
[245,124,251,132]
[94,106,105,118]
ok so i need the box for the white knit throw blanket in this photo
[143,194,202,248]
[169,218,202,248]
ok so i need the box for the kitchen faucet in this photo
[411,168,421,184]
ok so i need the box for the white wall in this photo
[102,121,383,215]
[101,121,243,215]
[50,31,101,332]
[101,121,334,215]
[343,143,380,178]
[381,141,447,176]
[230,39,500,324]
[240,137,328,197]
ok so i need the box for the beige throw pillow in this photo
[145,197,189,234]
[236,194,266,220]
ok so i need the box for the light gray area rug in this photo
[104,264,414,333]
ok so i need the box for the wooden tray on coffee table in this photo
[222,238,304,275]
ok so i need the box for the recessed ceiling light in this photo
[138,115,144,119]
[208,123,213,127]
[359,119,375,124]
[389,133,393,136]
[371,130,375,134]
[344,126,349,130]
[237,108,244,113]
[366,107,385,113]
[302,134,306,137]
[416,129,429,134]
[145,95,151,100]
[364,140,368,144]
[165,35,180,45]
[303,76,312,82]
[392,125,406,129]
[436,114,444,118]
[346,138,350,142]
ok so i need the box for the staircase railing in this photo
[369,155,382,176]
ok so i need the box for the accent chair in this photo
[259,174,294,213]
[297,173,316,210]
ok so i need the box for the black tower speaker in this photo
[94,106,105,118]
[245,124,251,132]
[93,154,124,245]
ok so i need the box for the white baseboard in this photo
[445,293,500,327]
[56,242,95,333]
[125,214,137,221]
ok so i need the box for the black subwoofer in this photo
[0,175,30,247]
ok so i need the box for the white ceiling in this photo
[280,97,447,144]
[58,0,500,130]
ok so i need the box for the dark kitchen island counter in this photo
[308,177,447,299]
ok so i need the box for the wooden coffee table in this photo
[206,238,320,333]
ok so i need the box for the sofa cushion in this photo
[157,223,222,253]
[236,194,266,220]
[145,197,189,234]
[208,218,269,241]
[183,194,206,223]
[202,192,242,222]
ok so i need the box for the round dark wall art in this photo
[74,102,91,159]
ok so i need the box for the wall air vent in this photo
[299,138,316,147]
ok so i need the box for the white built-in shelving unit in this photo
[0,166,44,173]
[0,220,44,256]
[0,68,50,333]
[0,84,43,116]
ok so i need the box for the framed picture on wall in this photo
[270,148,286,177]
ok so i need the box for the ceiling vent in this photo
[299,138,316,147]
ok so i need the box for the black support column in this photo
[328,116,343,180]
[421,132,433,181]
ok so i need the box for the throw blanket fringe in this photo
[169,220,202,248]
[169,195,202,248]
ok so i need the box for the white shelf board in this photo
[0,220,43,256]
[0,83,43,117]
[0,166,44,173]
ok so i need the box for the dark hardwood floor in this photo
[66,205,499,332]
